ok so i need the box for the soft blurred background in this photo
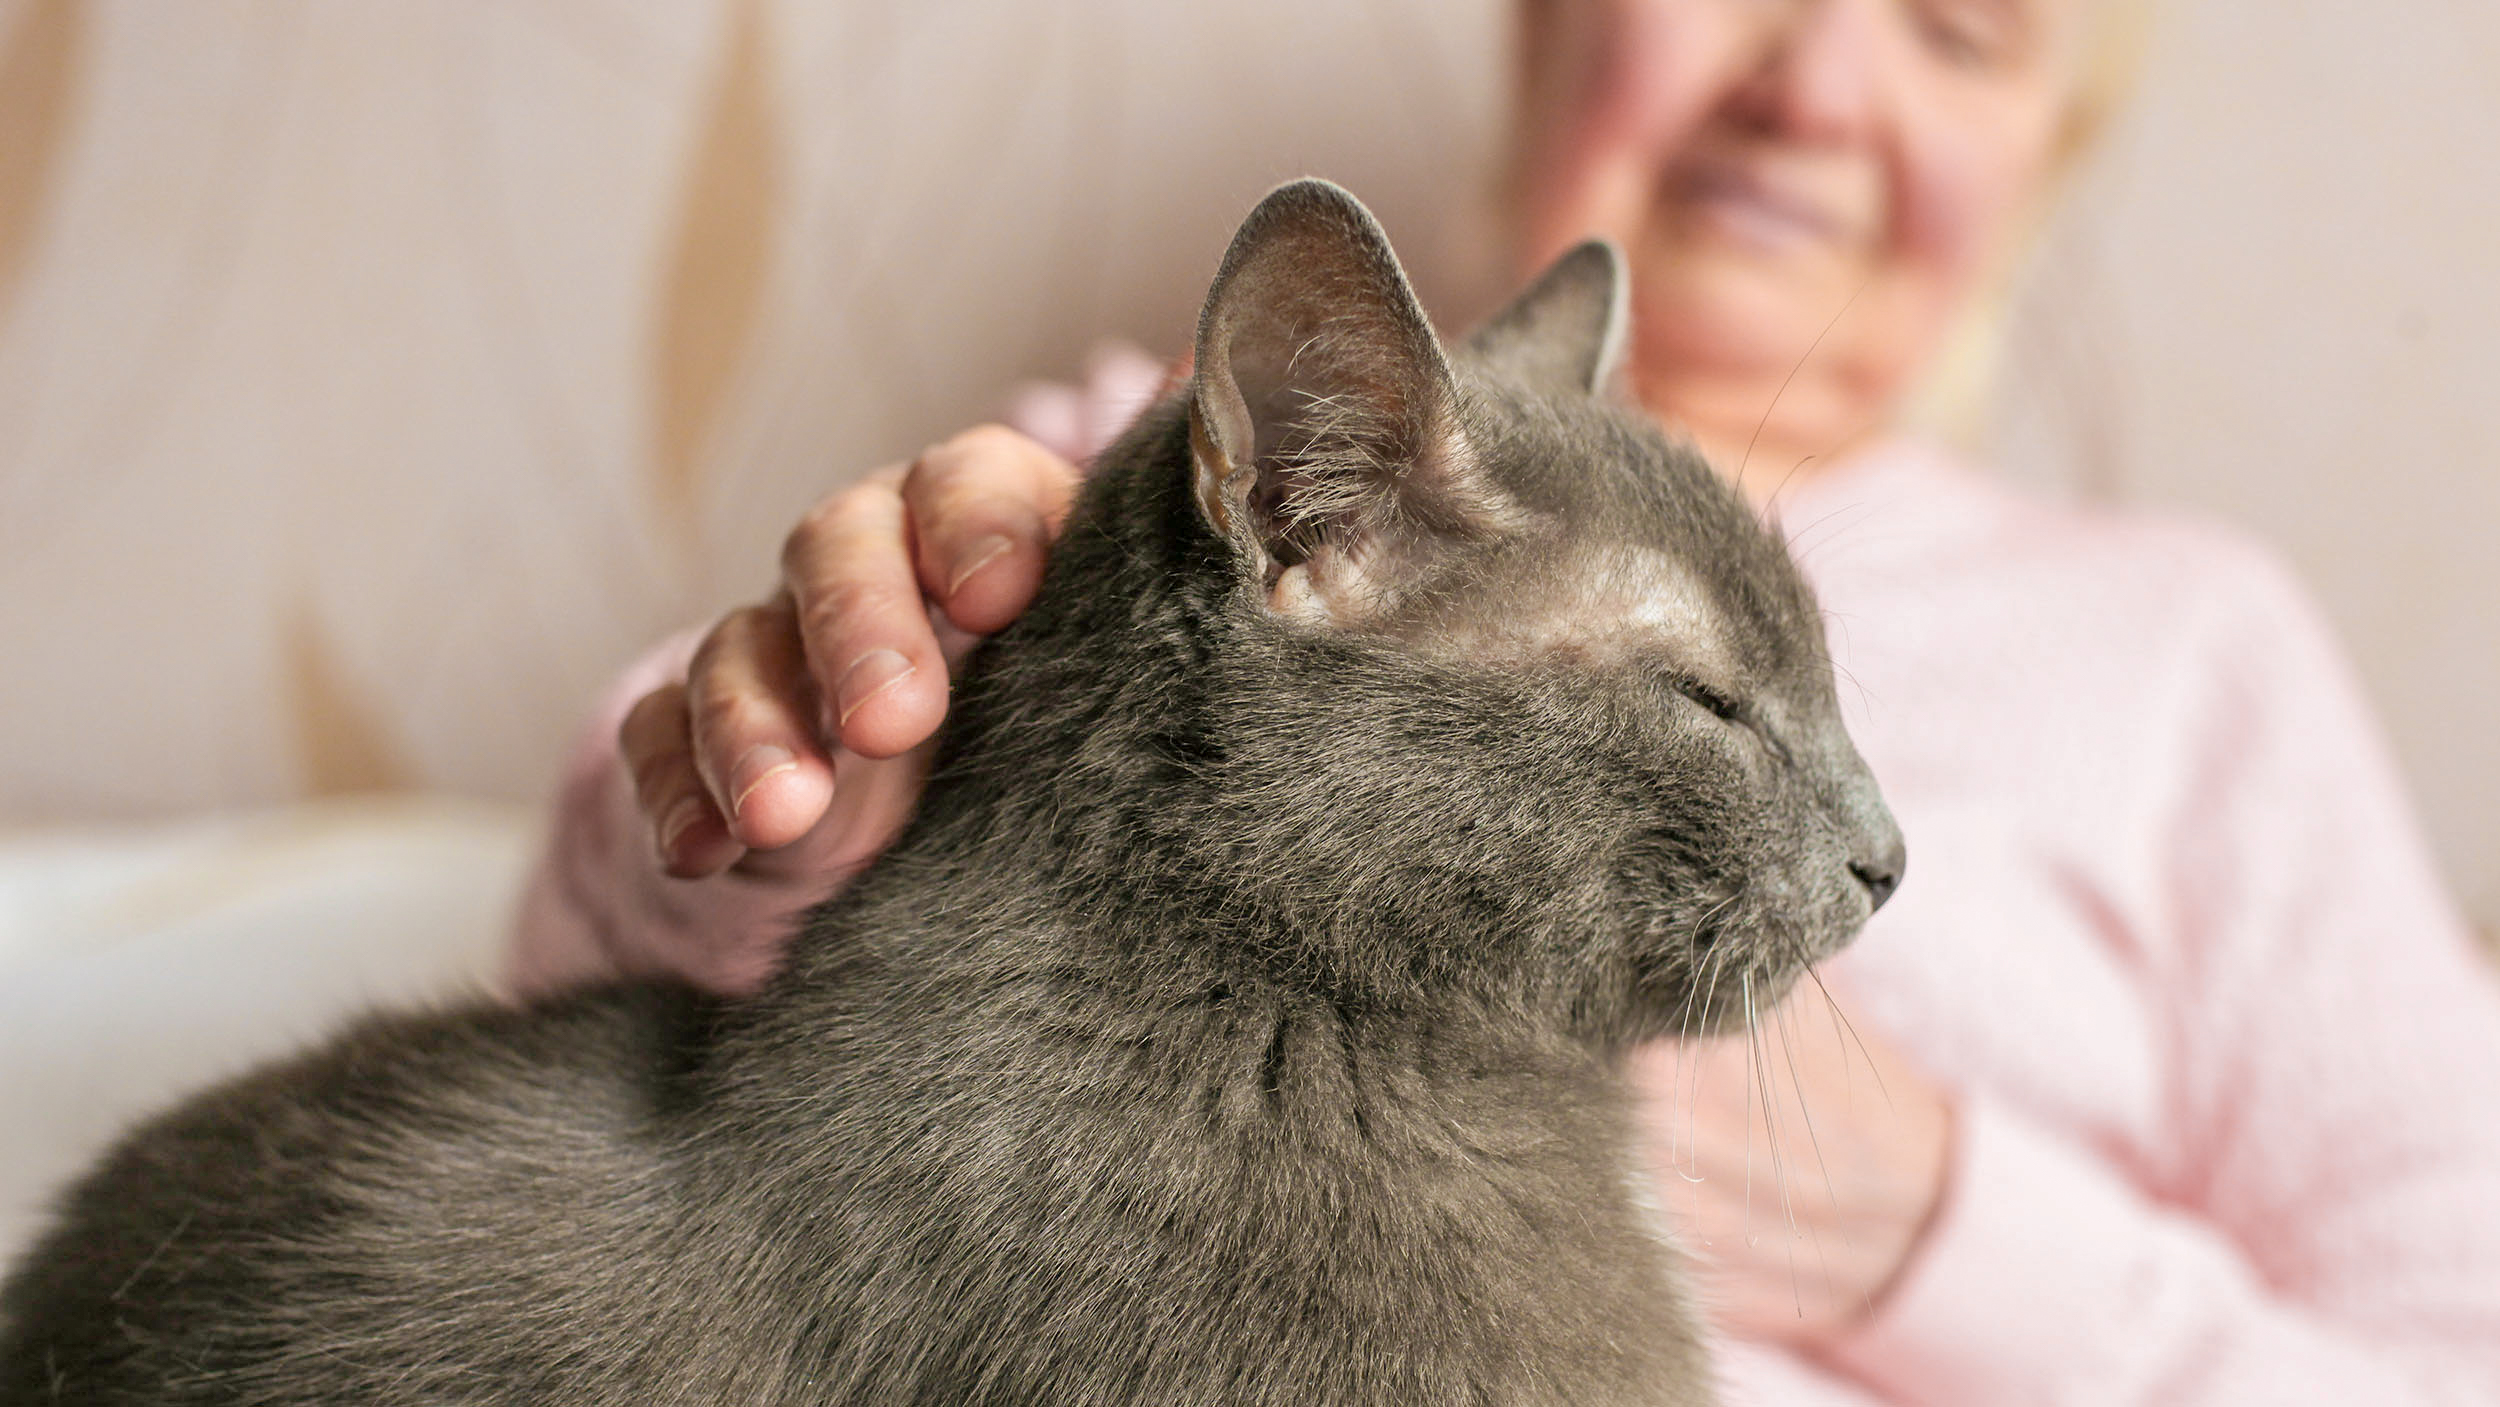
[0,0,2493,1254]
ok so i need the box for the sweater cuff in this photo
[502,629,707,999]
[1816,1093,2166,1402]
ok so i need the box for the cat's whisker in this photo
[1754,989,1822,1323]
[1736,278,1870,507]
[1675,900,1744,1178]
[1770,981,1846,1232]
[1802,958,1892,1111]
[1783,500,1885,569]
[1807,610,1882,720]
[1770,985,1850,1320]
[1741,971,1760,1244]
[1822,983,1856,1109]
[1668,961,1704,1178]
[1790,989,1850,1319]
[1777,502,1868,562]
[1667,941,1717,1180]
[1797,958,1857,1108]
[1746,977,1803,1272]
[1832,660,1878,721]
[1690,894,1743,1010]
[1766,455,1821,515]
[1693,928,1742,1110]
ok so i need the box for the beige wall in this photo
[0,0,2490,928]
[1991,0,2500,931]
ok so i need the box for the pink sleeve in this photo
[1823,551,2500,1404]
[504,630,827,999]
[1002,342,1173,466]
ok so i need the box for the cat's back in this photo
[0,983,722,1406]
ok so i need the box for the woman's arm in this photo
[1820,547,2500,1405]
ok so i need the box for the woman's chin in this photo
[1634,264,1865,376]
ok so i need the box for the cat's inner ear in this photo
[1189,180,1510,623]
[1462,240,1629,398]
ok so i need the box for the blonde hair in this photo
[2058,0,2159,167]
[1906,0,2159,448]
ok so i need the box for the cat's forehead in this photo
[1562,545,1740,672]
[1454,437,1817,681]
[1569,516,1827,678]
[1418,541,1741,678]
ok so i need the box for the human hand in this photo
[622,424,1084,881]
[1628,986,1955,1349]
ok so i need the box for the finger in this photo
[682,597,839,851]
[619,683,745,878]
[902,424,1082,636]
[727,736,937,886]
[782,471,954,759]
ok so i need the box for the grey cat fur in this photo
[0,179,1902,1406]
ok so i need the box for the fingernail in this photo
[729,744,798,819]
[835,649,915,725]
[657,795,707,858]
[946,534,1017,598]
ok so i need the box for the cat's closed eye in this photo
[1658,670,1796,764]
[1661,671,1747,726]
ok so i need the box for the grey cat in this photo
[0,180,1901,1406]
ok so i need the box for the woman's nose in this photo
[1730,0,1883,145]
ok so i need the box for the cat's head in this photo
[1013,181,1901,1047]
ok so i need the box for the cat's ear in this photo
[1462,239,1628,397]
[1189,179,1510,623]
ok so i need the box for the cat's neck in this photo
[807,726,1563,1020]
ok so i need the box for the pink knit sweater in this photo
[511,437,2500,1405]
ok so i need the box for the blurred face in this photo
[1515,0,2090,472]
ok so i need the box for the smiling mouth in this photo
[1672,163,1857,254]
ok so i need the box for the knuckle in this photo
[685,622,736,686]
[705,603,778,658]
[618,684,687,756]
[918,423,1025,483]
[685,684,767,761]
[793,578,905,648]
[624,738,695,806]
[619,684,673,737]
[779,514,828,575]
[781,484,890,574]
[950,422,1028,459]
[832,476,902,521]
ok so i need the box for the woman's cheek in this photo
[1880,119,2040,322]
[1883,95,2061,308]
[1516,0,1759,270]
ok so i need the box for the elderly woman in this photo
[514,1,2500,1401]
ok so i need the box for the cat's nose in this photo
[1818,737,1905,914]
[1847,820,1906,913]
[1849,856,1900,911]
